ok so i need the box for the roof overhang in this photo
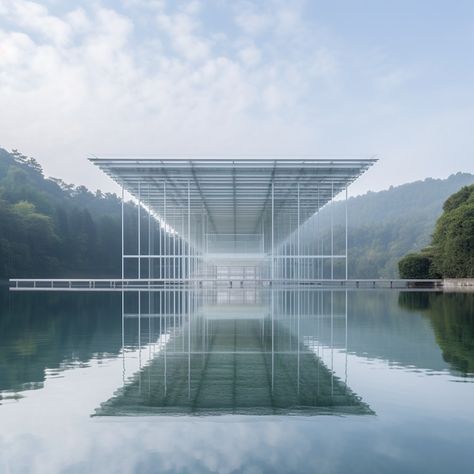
[90,156,377,239]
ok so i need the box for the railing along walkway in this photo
[9,278,443,291]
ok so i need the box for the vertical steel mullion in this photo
[317,185,320,279]
[297,183,300,282]
[159,205,162,281]
[271,182,274,282]
[313,187,317,281]
[188,181,191,281]
[181,211,185,281]
[164,181,167,283]
[345,185,348,280]
[148,185,151,288]
[173,223,176,281]
[138,182,141,279]
[121,185,124,280]
[331,181,334,280]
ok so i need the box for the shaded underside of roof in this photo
[90,156,376,236]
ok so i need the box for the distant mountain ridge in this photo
[318,172,474,277]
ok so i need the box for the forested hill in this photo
[1,147,473,280]
[0,148,134,279]
[318,172,474,277]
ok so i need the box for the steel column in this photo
[331,181,334,280]
[138,182,141,278]
[297,183,300,282]
[271,182,274,281]
[121,185,124,280]
[345,186,348,280]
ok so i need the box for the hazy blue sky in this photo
[1,0,473,195]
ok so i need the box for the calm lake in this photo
[0,287,473,473]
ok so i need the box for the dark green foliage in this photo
[431,185,474,277]
[398,184,474,278]
[317,173,474,278]
[0,148,128,279]
[398,253,433,279]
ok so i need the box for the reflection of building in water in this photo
[95,289,373,416]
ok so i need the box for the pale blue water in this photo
[0,288,473,473]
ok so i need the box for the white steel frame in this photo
[89,157,377,283]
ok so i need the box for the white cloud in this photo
[238,44,261,67]
[0,0,472,194]
[66,7,92,34]
[6,0,72,46]
[156,8,210,62]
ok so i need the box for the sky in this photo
[1,0,473,196]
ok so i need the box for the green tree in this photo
[398,184,474,278]
[431,185,474,277]
[0,147,127,279]
[398,253,433,279]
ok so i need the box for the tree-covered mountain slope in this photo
[399,184,474,278]
[317,172,474,278]
[0,148,134,279]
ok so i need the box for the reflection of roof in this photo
[95,319,373,417]
[89,157,376,237]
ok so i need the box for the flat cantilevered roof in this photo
[89,156,376,236]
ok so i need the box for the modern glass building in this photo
[89,157,376,286]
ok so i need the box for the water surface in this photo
[0,288,473,473]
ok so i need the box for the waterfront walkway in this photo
[9,278,443,291]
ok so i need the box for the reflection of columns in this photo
[188,290,191,398]
[297,289,300,395]
[345,290,348,387]
[271,288,274,391]
[121,290,125,384]
[138,291,142,394]
[164,291,167,395]
[330,290,334,396]
[138,291,141,368]
[317,290,321,395]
